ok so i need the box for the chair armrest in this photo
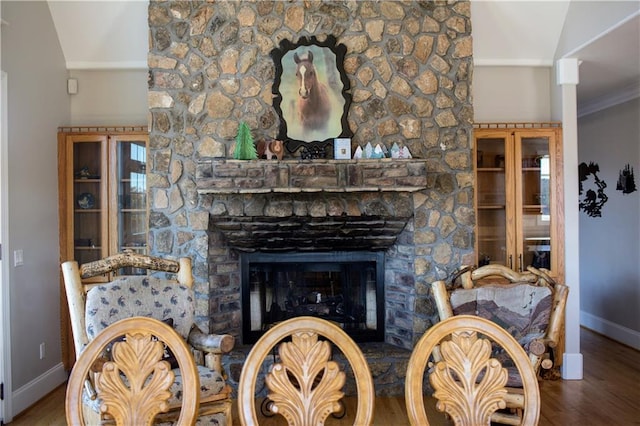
[188,328,235,354]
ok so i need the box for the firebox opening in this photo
[241,251,385,344]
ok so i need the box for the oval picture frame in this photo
[271,35,352,158]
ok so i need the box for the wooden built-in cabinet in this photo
[58,126,148,368]
[474,123,564,282]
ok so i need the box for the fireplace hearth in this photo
[241,251,384,344]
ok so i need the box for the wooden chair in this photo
[66,316,199,425]
[406,315,541,426]
[431,264,568,424]
[237,316,375,426]
[432,264,569,376]
[61,251,235,425]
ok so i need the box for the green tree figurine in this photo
[233,121,258,160]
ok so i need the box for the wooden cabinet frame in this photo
[58,126,149,369]
[474,123,564,283]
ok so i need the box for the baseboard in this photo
[561,352,584,380]
[580,310,640,351]
[11,362,67,418]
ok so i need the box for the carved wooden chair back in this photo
[61,251,234,425]
[66,316,199,426]
[431,264,567,424]
[238,316,375,426]
[405,315,541,426]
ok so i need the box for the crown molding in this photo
[473,58,554,67]
[66,61,148,71]
[578,81,640,118]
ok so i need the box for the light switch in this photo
[14,249,23,266]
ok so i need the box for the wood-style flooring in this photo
[7,327,640,425]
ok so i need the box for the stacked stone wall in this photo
[147,0,475,348]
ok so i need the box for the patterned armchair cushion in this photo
[450,283,552,387]
[449,283,552,351]
[85,276,195,340]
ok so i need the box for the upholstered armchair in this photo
[431,264,568,424]
[61,251,235,425]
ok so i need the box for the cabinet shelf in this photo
[74,246,102,251]
[74,178,101,183]
[74,209,101,213]
[477,168,505,172]
[478,205,505,210]
[478,237,505,242]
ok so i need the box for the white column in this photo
[556,58,583,380]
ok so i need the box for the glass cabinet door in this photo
[475,134,513,268]
[475,126,562,278]
[515,131,555,272]
[111,136,147,275]
[69,135,109,270]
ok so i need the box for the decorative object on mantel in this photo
[233,121,258,160]
[389,142,412,159]
[353,146,363,159]
[256,138,284,160]
[300,145,328,160]
[352,142,411,160]
[271,35,352,157]
[333,138,351,159]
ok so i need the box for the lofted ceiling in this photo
[46,1,639,116]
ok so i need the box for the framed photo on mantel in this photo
[271,35,353,157]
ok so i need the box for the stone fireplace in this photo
[196,158,429,344]
[147,0,476,351]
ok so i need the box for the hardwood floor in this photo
[7,327,639,425]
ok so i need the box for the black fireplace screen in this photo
[241,251,385,344]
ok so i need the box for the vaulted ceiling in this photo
[46,1,639,115]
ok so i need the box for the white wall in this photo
[552,1,640,355]
[473,66,552,123]
[68,69,148,126]
[1,0,69,418]
[578,98,640,349]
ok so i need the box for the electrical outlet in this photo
[39,342,46,359]
[14,249,23,266]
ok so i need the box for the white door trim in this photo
[1,70,13,423]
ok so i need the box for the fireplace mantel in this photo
[196,158,429,194]
[196,159,428,252]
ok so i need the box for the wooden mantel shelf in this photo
[195,158,429,195]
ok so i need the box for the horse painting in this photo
[293,51,332,133]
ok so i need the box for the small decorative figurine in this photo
[256,138,284,160]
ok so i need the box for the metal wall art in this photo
[616,164,637,194]
[579,161,608,217]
